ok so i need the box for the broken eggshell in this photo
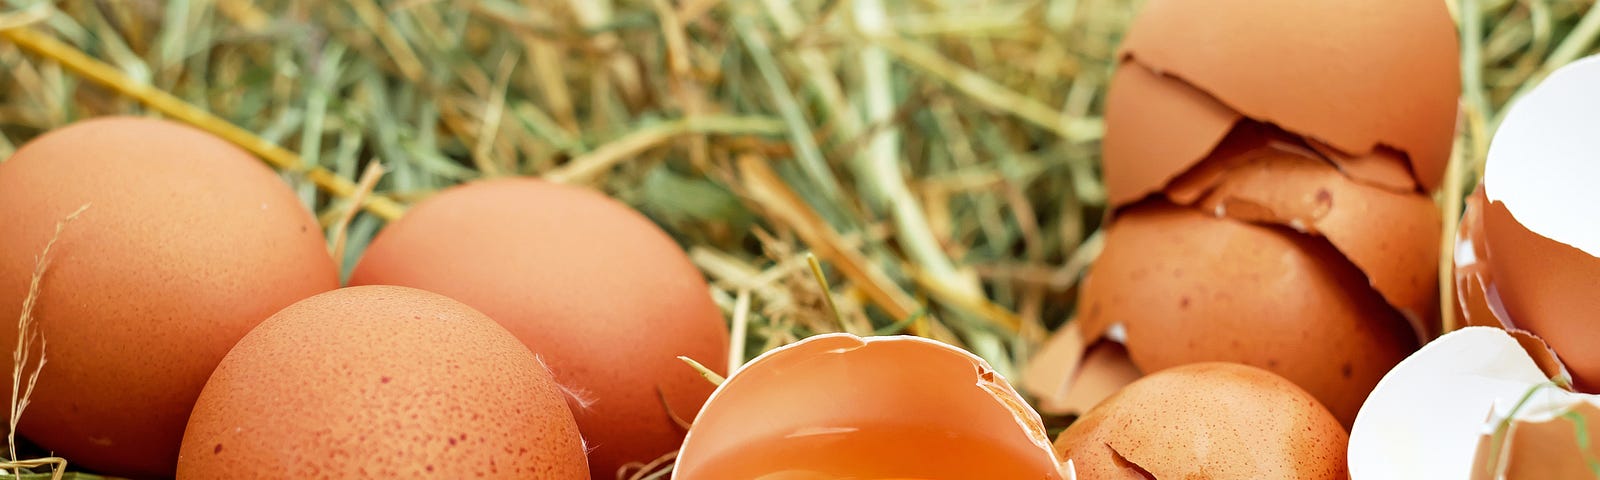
[1075,202,1417,426]
[1166,126,1442,339]
[1478,55,1600,392]
[1101,60,1241,207]
[1056,362,1348,480]
[1348,327,1597,479]
[1117,0,1459,193]
[674,334,1068,480]
[1021,322,1143,417]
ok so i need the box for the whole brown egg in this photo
[0,117,339,477]
[178,285,588,478]
[1056,363,1348,479]
[349,179,728,477]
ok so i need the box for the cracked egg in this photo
[674,334,1069,480]
[1028,0,1458,427]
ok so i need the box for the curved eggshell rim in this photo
[673,333,1064,479]
[1483,55,1600,259]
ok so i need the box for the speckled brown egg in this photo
[1078,202,1417,426]
[177,285,588,478]
[1055,362,1348,479]
[348,178,728,477]
[0,116,338,477]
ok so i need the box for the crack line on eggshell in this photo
[1105,442,1157,480]
[1162,146,1439,340]
[1122,53,1428,194]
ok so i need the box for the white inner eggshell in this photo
[1483,55,1600,257]
[1348,327,1566,479]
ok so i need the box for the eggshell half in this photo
[674,334,1067,480]
[1480,55,1600,392]
[349,179,728,477]
[1056,362,1348,480]
[1121,0,1460,191]
[1077,202,1417,425]
[0,117,339,477]
[177,286,588,478]
[1101,60,1241,206]
[1349,327,1597,479]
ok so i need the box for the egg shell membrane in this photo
[1479,199,1600,392]
[1101,60,1240,207]
[0,116,340,478]
[1119,0,1460,192]
[1054,363,1348,480]
[673,334,1065,480]
[1348,327,1567,479]
[347,178,729,478]
[1020,322,1142,416]
[1165,126,1442,340]
[175,285,588,479]
[1077,202,1418,426]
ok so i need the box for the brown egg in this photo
[348,179,728,477]
[675,334,1067,479]
[1104,0,1459,203]
[1078,202,1417,425]
[0,116,338,477]
[177,286,587,478]
[1056,362,1348,479]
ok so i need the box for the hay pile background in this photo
[0,0,1597,477]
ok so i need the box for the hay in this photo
[1,0,1598,476]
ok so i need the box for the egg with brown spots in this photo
[1077,202,1418,426]
[348,179,728,477]
[176,286,588,478]
[1055,362,1347,479]
[0,116,338,478]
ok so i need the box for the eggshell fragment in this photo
[1021,322,1142,416]
[177,286,588,478]
[0,116,339,477]
[349,179,728,477]
[674,334,1067,480]
[1165,133,1441,338]
[1479,55,1600,392]
[1306,140,1418,194]
[1121,0,1460,191]
[1078,202,1417,426]
[1056,362,1348,480]
[1349,327,1598,479]
[1454,187,1504,329]
[1102,60,1241,206]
